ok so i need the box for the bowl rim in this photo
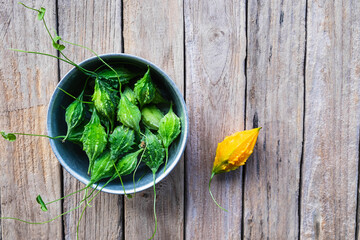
[47,53,189,194]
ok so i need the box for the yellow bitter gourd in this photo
[209,127,261,211]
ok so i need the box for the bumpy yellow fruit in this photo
[212,127,261,174]
[209,127,261,211]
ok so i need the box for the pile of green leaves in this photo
[65,65,181,239]
[0,3,182,240]
[64,64,181,191]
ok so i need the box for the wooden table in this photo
[0,0,359,239]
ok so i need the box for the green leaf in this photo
[134,66,156,108]
[81,110,108,174]
[1,131,16,142]
[110,149,143,181]
[158,104,181,170]
[109,125,135,160]
[53,29,62,42]
[98,77,120,90]
[52,30,66,51]
[141,105,164,131]
[66,121,88,145]
[158,104,181,148]
[117,95,141,132]
[36,195,48,212]
[37,7,46,20]
[97,65,141,84]
[53,36,61,42]
[142,128,165,173]
[63,92,85,141]
[122,86,137,105]
[18,3,45,21]
[52,42,66,51]
[92,78,118,131]
[152,89,169,104]
[88,150,114,185]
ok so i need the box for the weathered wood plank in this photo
[301,1,360,239]
[0,1,62,239]
[57,1,123,239]
[123,0,184,239]
[184,0,246,239]
[244,1,306,239]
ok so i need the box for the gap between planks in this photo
[298,0,308,239]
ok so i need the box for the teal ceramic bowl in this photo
[47,54,188,194]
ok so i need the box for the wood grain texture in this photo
[2,1,360,239]
[57,1,123,239]
[184,0,246,239]
[244,1,306,239]
[123,0,184,239]
[0,1,62,239]
[301,1,360,239]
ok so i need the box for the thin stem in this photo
[75,182,110,239]
[58,88,93,104]
[139,131,146,138]
[76,186,94,240]
[163,147,169,173]
[82,184,98,208]
[132,160,142,194]
[112,161,128,196]
[12,49,95,78]
[59,51,97,76]
[45,186,90,205]
[119,175,132,198]
[208,172,228,212]
[19,3,98,78]
[76,204,87,240]
[136,172,147,184]
[83,188,91,207]
[109,118,114,134]
[11,132,65,140]
[0,205,82,225]
[19,3,55,51]
[10,49,73,65]
[0,183,99,226]
[83,71,92,93]
[149,172,157,240]
[62,40,120,84]
[18,3,97,77]
[86,184,98,201]
[76,184,98,207]
[11,49,96,79]
[42,19,55,42]
[18,2,39,12]
[88,179,112,204]
[133,143,147,194]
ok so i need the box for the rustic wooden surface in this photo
[301,1,360,239]
[244,1,305,239]
[0,0,359,240]
[0,1,62,239]
[184,0,246,239]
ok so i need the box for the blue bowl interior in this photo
[47,54,188,194]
